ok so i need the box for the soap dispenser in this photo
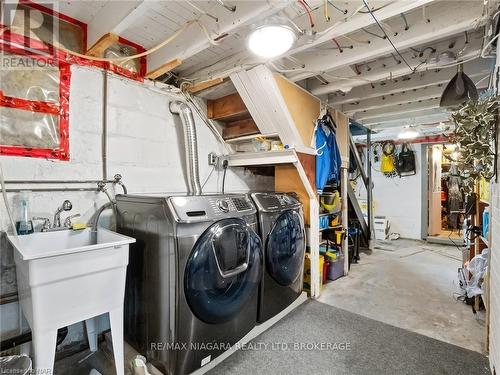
[15,190,34,235]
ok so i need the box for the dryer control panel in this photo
[251,193,302,212]
[168,194,255,222]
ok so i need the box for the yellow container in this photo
[303,253,324,295]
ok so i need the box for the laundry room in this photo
[0,1,499,375]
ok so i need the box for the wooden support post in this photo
[341,167,349,275]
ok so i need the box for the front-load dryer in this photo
[251,192,306,323]
[116,194,262,375]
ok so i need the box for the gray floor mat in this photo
[208,300,490,375]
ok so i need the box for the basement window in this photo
[0,51,71,160]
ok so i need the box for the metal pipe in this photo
[1,187,99,193]
[89,202,114,233]
[3,179,116,184]
[169,101,202,195]
[102,71,108,181]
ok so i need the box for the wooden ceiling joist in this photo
[145,58,182,80]
[188,78,225,94]
[86,32,119,57]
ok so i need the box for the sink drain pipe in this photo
[169,101,202,195]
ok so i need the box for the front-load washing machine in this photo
[251,192,306,323]
[116,194,262,375]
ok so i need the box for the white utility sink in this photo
[8,228,135,375]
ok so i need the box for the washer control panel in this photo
[216,199,230,212]
[231,197,253,211]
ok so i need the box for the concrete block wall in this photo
[0,65,273,346]
[356,143,423,240]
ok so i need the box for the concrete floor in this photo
[318,238,486,353]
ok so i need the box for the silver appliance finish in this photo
[251,192,306,323]
[116,193,260,375]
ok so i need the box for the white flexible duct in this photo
[170,101,202,195]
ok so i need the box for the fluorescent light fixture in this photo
[248,25,296,58]
[398,129,420,140]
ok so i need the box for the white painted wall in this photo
[489,140,500,373]
[0,65,272,345]
[356,144,423,240]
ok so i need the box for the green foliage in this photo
[450,95,500,194]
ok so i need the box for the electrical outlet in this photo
[208,152,218,166]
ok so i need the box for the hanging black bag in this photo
[397,143,416,176]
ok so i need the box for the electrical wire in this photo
[362,0,415,72]
[400,13,409,31]
[324,0,330,22]
[221,161,228,194]
[298,0,315,28]
[317,4,365,36]
[358,2,392,14]
[341,35,370,45]
[202,165,216,188]
[195,21,221,46]
[481,32,500,58]
[2,20,197,63]
[361,27,386,40]
[327,0,348,15]
[185,0,218,22]
[422,5,430,23]
[331,38,343,53]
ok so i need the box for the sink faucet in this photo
[53,200,72,228]
[64,214,81,228]
[32,217,51,232]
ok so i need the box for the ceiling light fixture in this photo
[248,25,297,58]
[398,128,420,140]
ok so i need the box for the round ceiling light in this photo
[248,25,296,58]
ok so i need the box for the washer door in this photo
[184,218,262,324]
[266,210,305,286]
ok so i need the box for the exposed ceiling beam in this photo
[355,98,441,121]
[342,78,488,115]
[369,113,452,130]
[187,0,436,82]
[86,0,145,49]
[343,85,445,114]
[362,107,449,125]
[287,1,485,82]
[147,1,289,74]
[285,0,435,58]
[327,58,491,105]
[311,32,485,96]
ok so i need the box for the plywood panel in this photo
[223,119,259,140]
[330,109,349,168]
[273,74,320,147]
[207,93,249,122]
[275,165,311,226]
[297,152,316,192]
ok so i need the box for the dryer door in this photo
[266,210,305,286]
[184,218,262,324]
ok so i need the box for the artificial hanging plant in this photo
[450,94,500,194]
